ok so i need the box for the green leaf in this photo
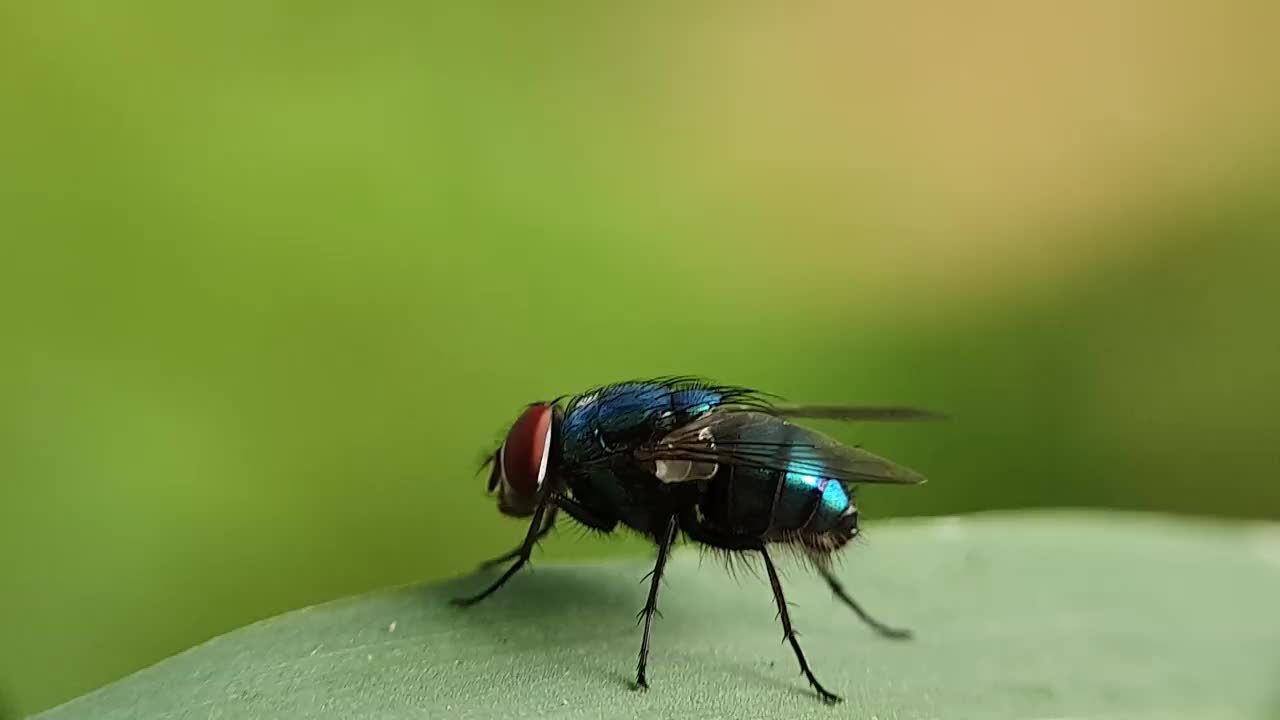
[34,512,1280,719]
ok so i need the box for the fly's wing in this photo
[637,409,927,485]
[771,405,947,422]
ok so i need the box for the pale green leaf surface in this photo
[35,513,1280,720]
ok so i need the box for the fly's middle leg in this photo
[634,515,678,690]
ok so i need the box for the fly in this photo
[452,376,941,704]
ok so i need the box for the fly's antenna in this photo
[476,449,498,476]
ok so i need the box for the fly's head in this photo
[484,402,561,517]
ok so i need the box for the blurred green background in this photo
[2,1,1278,716]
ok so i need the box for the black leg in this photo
[451,499,549,607]
[762,547,842,704]
[815,564,912,640]
[474,494,618,572]
[476,507,559,570]
[635,516,678,690]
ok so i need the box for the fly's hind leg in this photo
[680,514,840,704]
[813,562,912,640]
[762,547,842,704]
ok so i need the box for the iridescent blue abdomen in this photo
[701,465,858,546]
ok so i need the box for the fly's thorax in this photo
[559,380,733,465]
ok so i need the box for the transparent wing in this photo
[636,410,928,485]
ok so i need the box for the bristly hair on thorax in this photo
[558,375,779,415]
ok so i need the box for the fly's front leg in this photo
[451,499,551,607]
[475,491,620,571]
[474,507,558,571]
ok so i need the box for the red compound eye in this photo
[499,403,553,497]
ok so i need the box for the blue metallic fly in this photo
[453,376,939,704]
